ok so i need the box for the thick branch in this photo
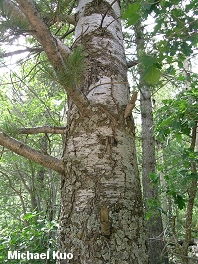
[14,0,68,66]
[18,126,66,135]
[1,0,72,59]
[0,132,64,175]
[15,0,90,114]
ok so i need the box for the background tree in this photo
[122,0,198,263]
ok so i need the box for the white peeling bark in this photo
[57,1,148,263]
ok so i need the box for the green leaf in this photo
[181,126,191,136]
[122,3,141,26]
[174,194,186,210]
[145,210,152,220]
[140,54,157,67]
[181,42,193,56]
[128,14,141,26]
[189,173,198,179]
[152,18,163,35]
[167,56,173,64]
[149,172,160,185]
[123,3,141,19]
[175,133,182,143]
[167,189,176,196]
[143,64,162,84]
[23,212,38,220]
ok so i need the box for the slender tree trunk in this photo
[48,170,58,221]
[57,1,148,263]
[140,86,168,264]
[157,142,168,229]
[134,24,168,263]
[180,60,197,263]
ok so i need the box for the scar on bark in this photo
[100,205,111,237]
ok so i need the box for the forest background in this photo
[0,0,198,264]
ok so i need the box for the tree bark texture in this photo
[57,1,148,263]
[140,86,168,264]
[0,0,148,263]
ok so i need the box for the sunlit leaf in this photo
[143,64,162,84]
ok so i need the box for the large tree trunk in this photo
[0,0,148,263]
[57,1,148,263]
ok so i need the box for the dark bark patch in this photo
[84,1,117,20]
[100,205,111,237]
[98,135,117,147]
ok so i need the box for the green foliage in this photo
[63,45,86,88]
[167,190,186,210]
[0,58,61,262]
[149,172,160,186]
[155,89,198,141]
[139,53,162,84]
[47,45,86,88]
[122,2,141,27]
[122,0,198,89]
[143,63,162,84]
[145,197,165,220]
[151,1,198,69]
[1,118,19,137]
[0,212,58,263]
[155,89,198,211]
[0,57,66,131]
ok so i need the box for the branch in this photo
[18,126,66,135]
[0,48,42,58]
[127,60,139,68]
[15,0,90,114]
[1,0,71,59]
[124,91,138,118]
[44,13,75,27]
[0,132,64,175]
[100,0,118,28]
[63,14,75,25]
[1,0,27,25]
[60,27,75,40]
[14,0,68,66]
